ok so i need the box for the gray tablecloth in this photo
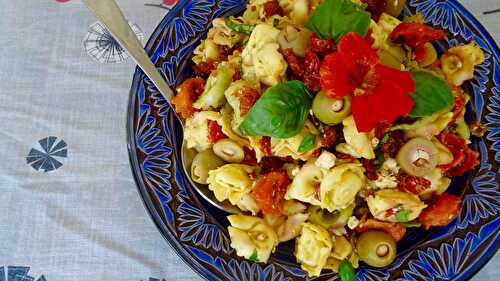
[0,1,498,280]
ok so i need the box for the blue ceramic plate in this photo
[128,1,500,280]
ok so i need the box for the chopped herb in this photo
[400,221,422,228]
[249,249,259,262]
[380,133,390,145]
[395,208,411,223]
[375,149,385,169]
[298,133,316,153]
[225,17,255,35]
[338,259,355,281]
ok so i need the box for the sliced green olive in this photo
[312,92,352,125]
[191,150,225,184]
[418,43,438,67]
[356,231,397,267]
[213,139,245,163]
[384,0,407,17]
[396,137,438,176]
[308,204,354,229]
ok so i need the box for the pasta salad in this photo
[171,0,485,278]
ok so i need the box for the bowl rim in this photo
[126,1,500,280]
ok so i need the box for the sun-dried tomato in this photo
[450,94,466,123]
[414,44,427,63]
[382,130,405,157]
[309,33,336,55]
[304,50,320,73]
[397,173,431,194]
[172,78,205,119]
[260,136,273,157]
[363,159,379,181]
[260,156,285,174]
[282,48,304,78]
[374,121,392,139]
[313,182,321,201]
[321,126,339,148]
[390,22,445,49]
[236,87,260,116]
[193,60,217,77]
[207,120,225,144]
[361,0,386,20]
[241,146,257,165]
[419,193,461,230]
[437,133,479,177]
[336,152,357,162]
[303,72,321,92]
[356,216,406,241]
[263,0,284,17]
[251,170,290,216]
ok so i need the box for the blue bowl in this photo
[127,1,500,280]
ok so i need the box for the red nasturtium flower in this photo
[320,32,416,132]
[390,22,445,63]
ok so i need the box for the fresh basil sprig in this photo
[408,71,454,118]
[305,0,371,41]
[339,259,355,281]
[239,81,313,139]
[224,17,255,35]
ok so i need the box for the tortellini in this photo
[224,80,261,125]
[441,42,485,86]
[207,164,258,205]
[208,18,245,47]
[336,116,376,159]
[420,168,452,200]
[370,13,402,50]
[271,121,321,160]
[220,104,251,147]
[331,235,353,261]
[242,23,287,86]
[228,215,279,263]
[285,162,327,205]
[295,223,333,276]
[320,163,366,212]
[278,25,311,57]
[236,193,261,215]
[392,110,454,139]
[193,63,234,110]
[184,111,222,152]
[277,213,309,242]
[279,0,312,25]
[367,189,427,222]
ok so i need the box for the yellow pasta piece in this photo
[441,42,485,86]
[367,189,427,222]
[336,116,376,159]
[320,163,366,212]
[285,162,327,205]
[227,215,279,263]
[295,223,333,277]
[207,164,258,205]
[184,111,222,152]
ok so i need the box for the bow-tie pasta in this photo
[295,223,333,276]
[320,163,366,212]
[227,215,278,263]
[207,164,259,205]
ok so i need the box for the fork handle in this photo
[83,0,173,101]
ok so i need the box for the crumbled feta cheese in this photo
[371,137,380,148]
[315,151,337,170]
[347,216,360,230]
[383,158,400,174]
[367,158,400,189]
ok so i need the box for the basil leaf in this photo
[239,81,313,139]
[305,0,371,41]
[409,71,454,118]
[249,249,259,262]
[224,17,255,35]
[400,221,422,228]
[298,133,316,153]
[339,259,355,281]
[395,209,411,222]
[375,149,385,169]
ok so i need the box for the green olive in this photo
[312,92,352,125]
[418,43,438,67]
[384,0,407,17]
[213,139,245,163]
[191,150,225,184]
[308,204,354,229]
[356,231,397,267]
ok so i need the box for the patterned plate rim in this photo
[126,1,500,280]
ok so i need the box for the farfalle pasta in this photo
[171,0,484,278]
